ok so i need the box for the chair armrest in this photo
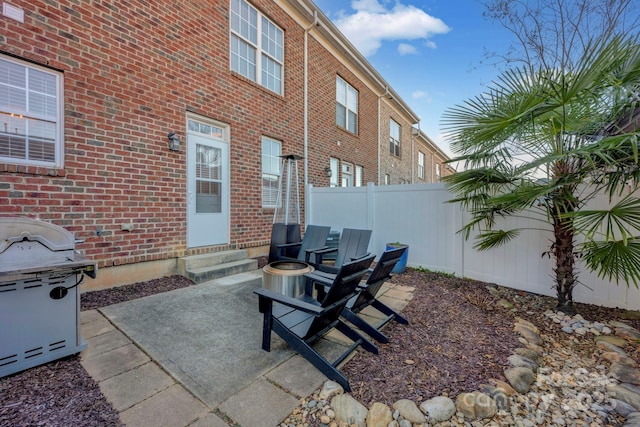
[317,264,339,274]
[254,288,323,315]
[303,245,329,262]
[276,242,302,250]
[349,252,371,262]
[304,271,337,286]
[310,247,337,255]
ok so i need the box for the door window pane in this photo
[196,144,222,213]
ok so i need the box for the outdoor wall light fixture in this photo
[324,167,332,178]
[167,132,181,151]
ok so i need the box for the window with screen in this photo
[0,55,61,167]
[262,136,281,207]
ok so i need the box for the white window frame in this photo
[355,165,363,187]
[230,0,284,95]
[0,55,63,167]
[336,76,358,134]
[384,174,390,185]
[390,119,400,157]
[341,161,354,187]
[261,136,281,207]
[418,151,425,180]
[329,157,339,187]
[436,163,441,182]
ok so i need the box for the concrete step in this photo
[178,249,250,272]
[206,269,263,288]
[184,258,258,284]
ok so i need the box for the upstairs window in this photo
[230,0,284,95]
[390,119,400,157]
[336,76,358,133]
[418,151,425,179]
[261,136,281,207]
[436,163,441,182]
[0,55,62,167]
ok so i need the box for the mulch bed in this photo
[2,260,639,426]
[342,269,521,406]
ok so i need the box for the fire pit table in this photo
[262,260,314,298]
[0,217,96,378]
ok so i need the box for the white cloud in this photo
[333,1,451,56]
[425,40,437,49]
[412,90,432,103]
[398,43,418,55]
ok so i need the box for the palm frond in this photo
[581,239,640,287]
[474,229,521,251]
[572,196,640,244]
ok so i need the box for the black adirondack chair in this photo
[310,228,372,274]
[273,225,331,264]
[254,254,377,391]
[340,246,409,343]
[268,223,302,263]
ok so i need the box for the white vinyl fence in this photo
[307,182,640,310]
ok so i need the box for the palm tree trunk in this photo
[552,206,576,314]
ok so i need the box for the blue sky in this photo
[311,0,515,156]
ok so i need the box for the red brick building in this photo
[0,0,450,288]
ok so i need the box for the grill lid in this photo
[0,217,96,278]
[0,217,75,254]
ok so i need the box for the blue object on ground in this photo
[386,244,408,274]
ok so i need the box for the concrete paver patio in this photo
[79,272,414,426]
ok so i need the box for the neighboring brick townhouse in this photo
[0,0,451,288]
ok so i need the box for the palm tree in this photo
[442,36,640,313]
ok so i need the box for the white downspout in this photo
[377,87,390,185]
[303,11,317,224]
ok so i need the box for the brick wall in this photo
[0,0,310,268]
[304,35,380,188]
[0,0,449,273]
[378,98,417,185]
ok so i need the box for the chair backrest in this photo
[269,223,302,262]
[334,228,372,268]
[350,246,407,310]
[306,254,375,337]
[297,225,331,262]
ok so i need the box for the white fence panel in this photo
[461,208,557,298]
[371,184,459,274]
[307,183,640,310]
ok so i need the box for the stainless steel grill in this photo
[0,217,96,378]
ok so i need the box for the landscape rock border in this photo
[281,298,640,427]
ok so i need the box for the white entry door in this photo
[186,120,229,247]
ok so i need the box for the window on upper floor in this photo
[418,151,425,180]
[336,76,358,134]
[0,55,62,167]
[230,0,284,95]
[390,119,400,157]
[436,163,441,182]
[384,174,390,185]
[261,136,281,207]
